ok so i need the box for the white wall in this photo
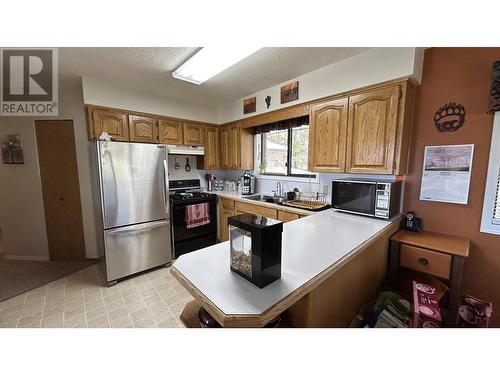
[0,80,99,259]
[0,119,49,260]
[82,77,219,124]
[217,48,424,123]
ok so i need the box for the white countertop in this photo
[173,209,398,315]
[211,190,315,216]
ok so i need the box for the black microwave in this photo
[331,179,402,219]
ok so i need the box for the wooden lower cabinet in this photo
[129,115,158,143]
[219,198,306,241]
[234,201,277,219]
[278,211,300,223]
[283,219,400,327]
[219,198,235,242]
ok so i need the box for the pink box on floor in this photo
[412,281,442,328]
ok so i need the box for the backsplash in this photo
[168,161,399,202]
[218,169,397,201]
[167,155,224,188]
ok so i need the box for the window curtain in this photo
[253,115,309,135]
[488,60,500,113]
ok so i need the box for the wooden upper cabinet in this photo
[220,126,230,169]
[346,85,400,174]
[228,124,241,169]
[128,115,158,143]
[203,125,220,169]
[308,98,348,172]
[91,108,129,141]
[183,122,204,146]
[159,119,183,144]
[219,123,253,170]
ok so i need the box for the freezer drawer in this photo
[104,220,172,282]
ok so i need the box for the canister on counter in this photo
[228,213,283,288]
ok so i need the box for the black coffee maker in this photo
[240,170,255,195]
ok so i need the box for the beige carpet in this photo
[0,259,97,302]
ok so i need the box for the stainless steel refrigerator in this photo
[96,141,172,285]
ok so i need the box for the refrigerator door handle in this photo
[163,159,169,216]
[106,220,169,235]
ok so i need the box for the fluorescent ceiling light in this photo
[172,47,261,85]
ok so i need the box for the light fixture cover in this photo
[172,47,260,85]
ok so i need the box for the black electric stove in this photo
[169,179,218,258]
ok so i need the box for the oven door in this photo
[171,199,217,258]
[332,180,377,216]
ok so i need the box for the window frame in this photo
[480,112,500,235]
[260,126,315,179]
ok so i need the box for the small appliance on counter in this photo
[404,211,422,232]
[240,170,255,195]
[331,178,402,219]
[228,213,283,288]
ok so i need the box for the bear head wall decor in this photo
[434,102,466,132]
[488,61,500,113]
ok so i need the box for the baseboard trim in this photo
[4,254,50,261]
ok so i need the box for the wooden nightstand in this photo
[389,230,470,327]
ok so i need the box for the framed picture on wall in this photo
[243,97,256,114]
[419,144,474,204]
[280,81,299,104]
[0,134,24,164]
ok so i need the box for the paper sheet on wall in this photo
[419,144,474,205]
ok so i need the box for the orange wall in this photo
[404,48,500,326]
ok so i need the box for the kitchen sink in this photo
[242,194,275,203]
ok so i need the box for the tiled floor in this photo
[0,263,192,328]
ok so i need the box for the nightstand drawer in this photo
[400,244,451,280]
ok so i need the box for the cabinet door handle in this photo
[418,257,429,266]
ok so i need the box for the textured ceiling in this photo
[59,47,369,105]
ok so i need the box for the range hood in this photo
[167,145,205,155]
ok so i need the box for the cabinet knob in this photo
[418,257,429,266]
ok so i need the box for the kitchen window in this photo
[480,112,500,235]
[255,115,315,178]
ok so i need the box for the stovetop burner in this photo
[169,179,217,203]
[170,190,217,202]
